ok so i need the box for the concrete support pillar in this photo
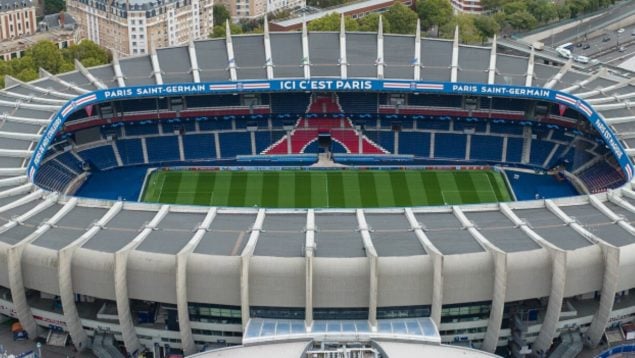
[356,210,378,327]
[263,20,274,80]
[305,210,316,328]
[487,35,497,85]
[339,16,347,79]
[239,209,266,328]
[58,202,122,351]
[9,196,70,340]
[176,208,216,355]
[112,52,126,87]
[114,205,169,355]
[405,208,443,326]
[413,19,421,81]
[376,17,384,79]
[534,250,567,354]
[524,47,540,88]
[450,26,459,83]
[586,245,619,347]
[225,21,237,81]
[188,41,201,83]
[301,21,311,79]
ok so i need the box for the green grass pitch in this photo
[140,169,512,208]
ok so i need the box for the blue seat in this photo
[146,136,180,163]
[183,134,215,160]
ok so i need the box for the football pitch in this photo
[140,169,513,208]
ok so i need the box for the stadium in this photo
[2,18,635,358]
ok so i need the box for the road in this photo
[535,0,635,46]
[558,25,635,65]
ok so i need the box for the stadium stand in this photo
[116,139,145,165]
[183,134,216,160]
[146,136,180,163]
[78,145,119,170]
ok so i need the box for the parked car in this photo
[583,43,591,49]
[617,28,625,33]
[619,46,626,52]
[603,36,611,42]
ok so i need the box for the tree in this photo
[416,0,453,36]
[479,0,506,10]
[474,15,500,44]
[556,3,572,19]
[63,40,111,67]
[26,41,65,73]
[44,0,65,15]
[213,4,230,26]
[505,10,537,30]
[357,13,390,33]
[383,3,418,34]
[307,13,358,31]
[210,23,242,38]
[526,0,557,23]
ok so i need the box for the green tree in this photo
[63,40,111,67]
[505,10,537,30]
[479,0,507,10]
[213,4,230,26]
[210,23,242,38]
[16,68,38,82]
[416,0,453,36]
[502,1,526,14]
[474,15,500,44]
[527,0,557,23]
[357,13,390,32]
[383,3,418,34]
[306,0,345,8]
[307,12,359,31]
[556,3,572,19]
[44,0,65,14]
[26,41,67,73]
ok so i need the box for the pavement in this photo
[0,320,95,358]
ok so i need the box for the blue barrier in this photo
[596,343,635,358]
[26,79,635,184]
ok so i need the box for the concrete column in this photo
[225,21,237,81]
[302,21,310,79]
[405,208,443,326]
[413,19,421,81]
[305,210,316,328]
[544,61,572,89]
[534,250,567,355]
[453,207,506,353]
[487,35,497,85]
[450,26,459,83]
[525,48,534,87]
[176,208,216,355]
[188,41,201,83]
[239,209,266,328]
[58,202,122,351]
[112,52,126,87]
[339,15,347,79]
[376,16,384,79]
[9,196,71,339]
[500,203,567,355]
[357,210,378,327]
[263,20,274,80]
[114,205,169,355]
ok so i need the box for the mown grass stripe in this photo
[193,172,215,206]
[327,171,346,208]
[310,172,328,208]
[261,172,279,207]
[421,171,443,205]
[454,171,479,204]
[158,171,181,203]
[210,171,232,206]
[404,171,427,206]
[227,172,248,207]
[243,171,263,207]
[358,171,379,207]
[277,172,296,208]
[389,171,412,207]
[341,171,363,207]
[295,171,313,208]
[374,171,396,207]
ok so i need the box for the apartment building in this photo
[0,0,37,41]
[216,0,305,20]
[67,0,214,56]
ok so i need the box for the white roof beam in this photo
[450,25,459,83]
